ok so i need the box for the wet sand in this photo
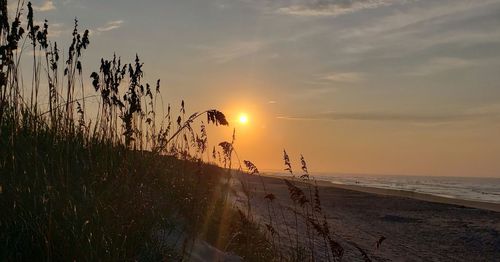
[231,173,500,261]
[313,179,500,213]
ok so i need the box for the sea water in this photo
[309,174,500,204]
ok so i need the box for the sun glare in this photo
[239,114,248,124]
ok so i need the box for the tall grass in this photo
[0,1,374,261]
[238,153,377,261]
[0,1,272,260]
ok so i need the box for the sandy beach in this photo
[231,173,500,261]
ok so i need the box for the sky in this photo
[10,0,500,177]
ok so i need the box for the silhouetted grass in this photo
[238,154,377,261]
[0,1,270,260]
[0,1,376,261]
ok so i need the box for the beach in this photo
[231,174,500,261]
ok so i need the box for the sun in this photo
[239,114,248,124]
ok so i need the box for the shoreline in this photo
[264,174,500,213]
[235,173,500,260]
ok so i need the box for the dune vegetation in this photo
[0,1,375,261]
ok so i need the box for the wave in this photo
[312,174,500,204]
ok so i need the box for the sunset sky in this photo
[13,0,500,177]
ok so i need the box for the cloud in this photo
[34,0,56,12]
[277,0,405,17]
[277,110,498,124]
[97,20,124,32]
[320,72,363,83]
[33,21,66,37]
[332,0,500,57]
[409,57,475,76]
[48,23,66,38]
[466,103,500,116]
[195,41,265,64]
[60,0,86,9]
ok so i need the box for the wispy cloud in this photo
[60,0,86,9]
[48,23,68,38]
[195,41,265,64]
[32,20,67,38]
[9,1,56,13]
[466,103,500,117]
[409,57,475,76]
[320,72,363,83]
[277,0,406,17]
[278,110,498,124]
[332,0,500,57]
[34,0,56,12]
[97,20,124,32]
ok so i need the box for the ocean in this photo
[308,174,500,204]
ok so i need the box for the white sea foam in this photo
[311,174,500,204]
